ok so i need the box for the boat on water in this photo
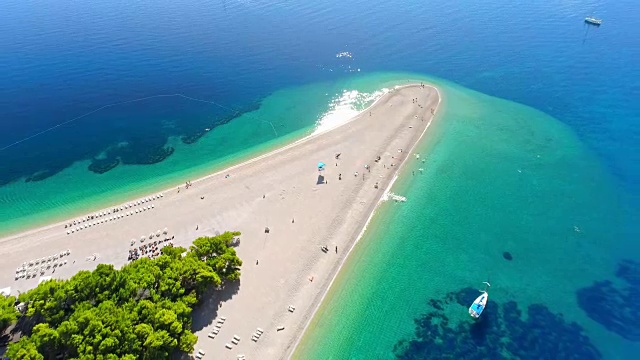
[585,16,602,25]
[468,282,491,319]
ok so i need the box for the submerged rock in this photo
[88,157,120,174]
[393,287,601,359]
[577,259,640,341]
[503,251,513,261]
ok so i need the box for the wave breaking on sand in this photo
[313,88,389,134]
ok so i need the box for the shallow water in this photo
[293,75,638,359]
[0,0,638,357]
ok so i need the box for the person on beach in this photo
[335,246,338,253]
[256,260,259,265]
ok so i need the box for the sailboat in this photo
[468,282,491,319]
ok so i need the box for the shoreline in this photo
[286,85,441,358]
[0,83,441,360]
[0,87,389,243]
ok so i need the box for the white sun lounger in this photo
[225,343,233,349]
[231,339,239,345]
[208,333,215,339]
[233,335,240,341]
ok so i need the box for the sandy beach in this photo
[0,84,440,359]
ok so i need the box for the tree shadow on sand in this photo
[393,287,601,360]
[191,280,241,332]
[576,259,640,342]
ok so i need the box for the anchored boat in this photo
[585,16,602,26]
[468,282,491,319]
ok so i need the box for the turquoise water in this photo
[1,0,638,357]
[0,80,377,235]
[293,75,637,359]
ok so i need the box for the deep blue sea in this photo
[1,0,639,358]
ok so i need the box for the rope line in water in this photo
[1,93,278,152]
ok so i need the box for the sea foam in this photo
[313,88,388,135]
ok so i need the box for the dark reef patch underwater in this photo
[577,259,640,342]
[393,287,601,360]
[0,98,263,183]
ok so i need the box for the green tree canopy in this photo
[7,232,242,360]
[1,293,19,330]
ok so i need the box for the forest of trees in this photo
[1,293,18,331]
[2,232,242,360]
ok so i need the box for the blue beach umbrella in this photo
[318,162,326,171]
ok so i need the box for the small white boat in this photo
[468,282,491,319]
[585,16,602,25]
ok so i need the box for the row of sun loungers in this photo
[208,316,226,339]
[64,193,164,234]
[66,204,157,234]
[15,250,72,280]
[251,327,264,342]
[201,304,298,356]
[194,349,205,359]
[15,260,68,280]
[133,228,169,244]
